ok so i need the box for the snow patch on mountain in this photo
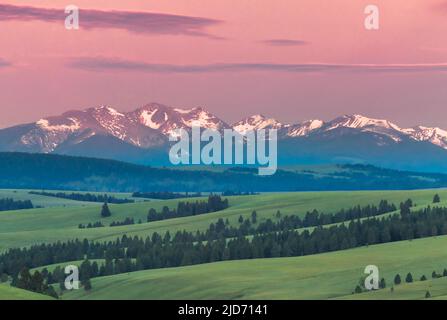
[139,109,161,129]
[36,117,81,132]
[6,104,447,154]
[181,108,223,130]
[324,114,404,142]
[233,115,284,134]
[287,119,324,137]
[174,107,194,114]
[404,126,447,149]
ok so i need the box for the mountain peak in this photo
[327,114,402,131]
[4,102,447,157]
[131,103,229,135]
[287,119,324,137]
[403,125,447,149]
[232,114,283,134]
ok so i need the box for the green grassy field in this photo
[61,235,447,300]
[0,189,98,208]
[1,189,446,252]
[0,284,53,300]
[336,276,447,300]
[2,188,447,300]
[0,189,153,207]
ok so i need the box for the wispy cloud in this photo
[0,58,11,68]
[68,57,447,74]
[262,39,309,46]
[0,4,222,38]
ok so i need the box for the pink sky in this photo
[1,0,447,128]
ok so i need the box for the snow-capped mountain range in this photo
[236,113,447,149]
[2,102,447,152]
[1,102,447,172]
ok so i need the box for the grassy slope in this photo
[336,276,447,300]
[0,284,53,300]
[0,189,153,207]
[0,189,97,208]
[1,189,447,251]
[3,188,447,300]
[30,259,106,273]
[62,235,447,300]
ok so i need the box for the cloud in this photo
[68,57,447,74]
[0,4,222,38]
[262,39,309,46]
[0,58,11,68]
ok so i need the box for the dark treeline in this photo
[202,200,397,240]
[79,218,139,229]
[147,195,229,222]
[0,198,33,211]
[110,217,136,227]
[12,268,59,298]
[5,153,447,192]
[354,267,447,295]
[3,199,446,286]
[132,191,202,200]
[78,222,104,229]
[29,191,134,204]
[303,200,397,226]
[222,191,259,196]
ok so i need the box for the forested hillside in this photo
[1,152,447,192]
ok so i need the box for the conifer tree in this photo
[251,211,257,224]
[101,202,111,217]
[83,279,92,291]
[394,274,401,285]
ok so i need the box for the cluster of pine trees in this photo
[78,221,104,229]
[29,191,134,204]
[110,217,137,227]
[354,267,447,297]
[12,268,58,298]
[79,217,140,228]
[2,196,446,297]
[0,198,33,211]
[146,195,229,222]
[1,198,444,283]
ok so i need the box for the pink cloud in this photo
[0,57,11,68]
[0,3,222,38]
[68,57,447,74]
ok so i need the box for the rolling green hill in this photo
[0,189,446,252]
[0,284,54,300]
[61,235,447,300]
[0,189,98,208]
[2,188,447,300]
